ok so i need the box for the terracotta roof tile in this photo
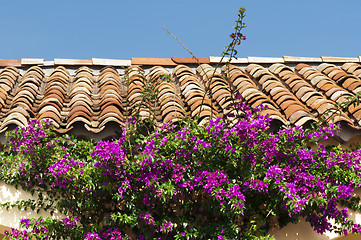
[0,59,21,67]
[321,56,359,63]
[92,58,131,66]
[248,57,284,63]
[21,58,45,65]
[209,56,248,63]
[283,56,322,63]
[172,57,209,64]
[131,58,176,66]
[54,59,93,65]
[0,57,359,140]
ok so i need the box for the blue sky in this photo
[1,0,360,60]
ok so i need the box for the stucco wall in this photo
[269,189,361,240]
[0,181,65,230]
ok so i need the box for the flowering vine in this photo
[0,98,361,239]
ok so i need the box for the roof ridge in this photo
[0,56,359,67]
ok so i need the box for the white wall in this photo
[0,180,360,239]
[269,189,361,240]
[0,181,65,229]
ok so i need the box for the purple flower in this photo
[62,216,78,229]
[20,218,30,228]
[84,232,101,240]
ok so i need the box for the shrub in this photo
[1,99,361,239]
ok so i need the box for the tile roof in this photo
[0,56,361,141]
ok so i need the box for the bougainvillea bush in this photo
[1,99,361,240]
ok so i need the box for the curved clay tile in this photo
[75,66,93,75]
[38,104,62,117]
[126,84,144,96]
[159,92,184,108]
[98,75,122,88]
[269,63,353,125]
[99,105,124,123]
[46,81,68,93]
[179,74,203,86]
[0,67,19,93]
[197,64,234,113]
[157,81,176,92]
[128,79,145,90]
[246,64,314,124]
[99,91,122,105]
[0,112,29,133]
[98,115,123,129]
[156,78,186,124]
[181,82,203,96]
[342,63,361,73]
[11,92,36,113]
[73,67,94,86]
[160,98,184,113]
[66,116,92,130]
[341,63,361,80]
[296,64,352,102]
[68,91,92,103]
[163,112,184,124]
[39,94,64,107]
[295,63,361,125]
[173,65,194,78]
[99,98,124,112]
[36,99,58,112]
[318,64,360,91]
[38,110,62,128]
[24,66,44,77]
[14,83,38,96]
[0,66,19,82]
[173,65,218,121]
[21,67,44,86]
[44,86,66,100]
[18,76,42,89]
[147,66,169,83]
[124,67,158,121]
[49,66,70,79]
[346,80,361,91]
[68,105,92,122]
[70,86,92,96]
[68,100,93,115]
[99,66,119,75]
[191,105,213,117]
[71,78,93,89]
[72,80,94,92]
[8,67,44,115]
[6,107,30,119]
[69,90,92,101]
[127,92,143,105]
[37,73,66,127]
[183,89,206,101]
[162,105,185,118]
[100,84,123,98]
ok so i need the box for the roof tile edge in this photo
[247,57,284,63]
[283,56,322,63]
[0,56,360,67]
[321,56,359,63]
[209,56,248,63]
[131,57,176,66]
[0,59,22,67]
[21,58,45,65]
[92,58,131,66]
[54,58,93,65]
